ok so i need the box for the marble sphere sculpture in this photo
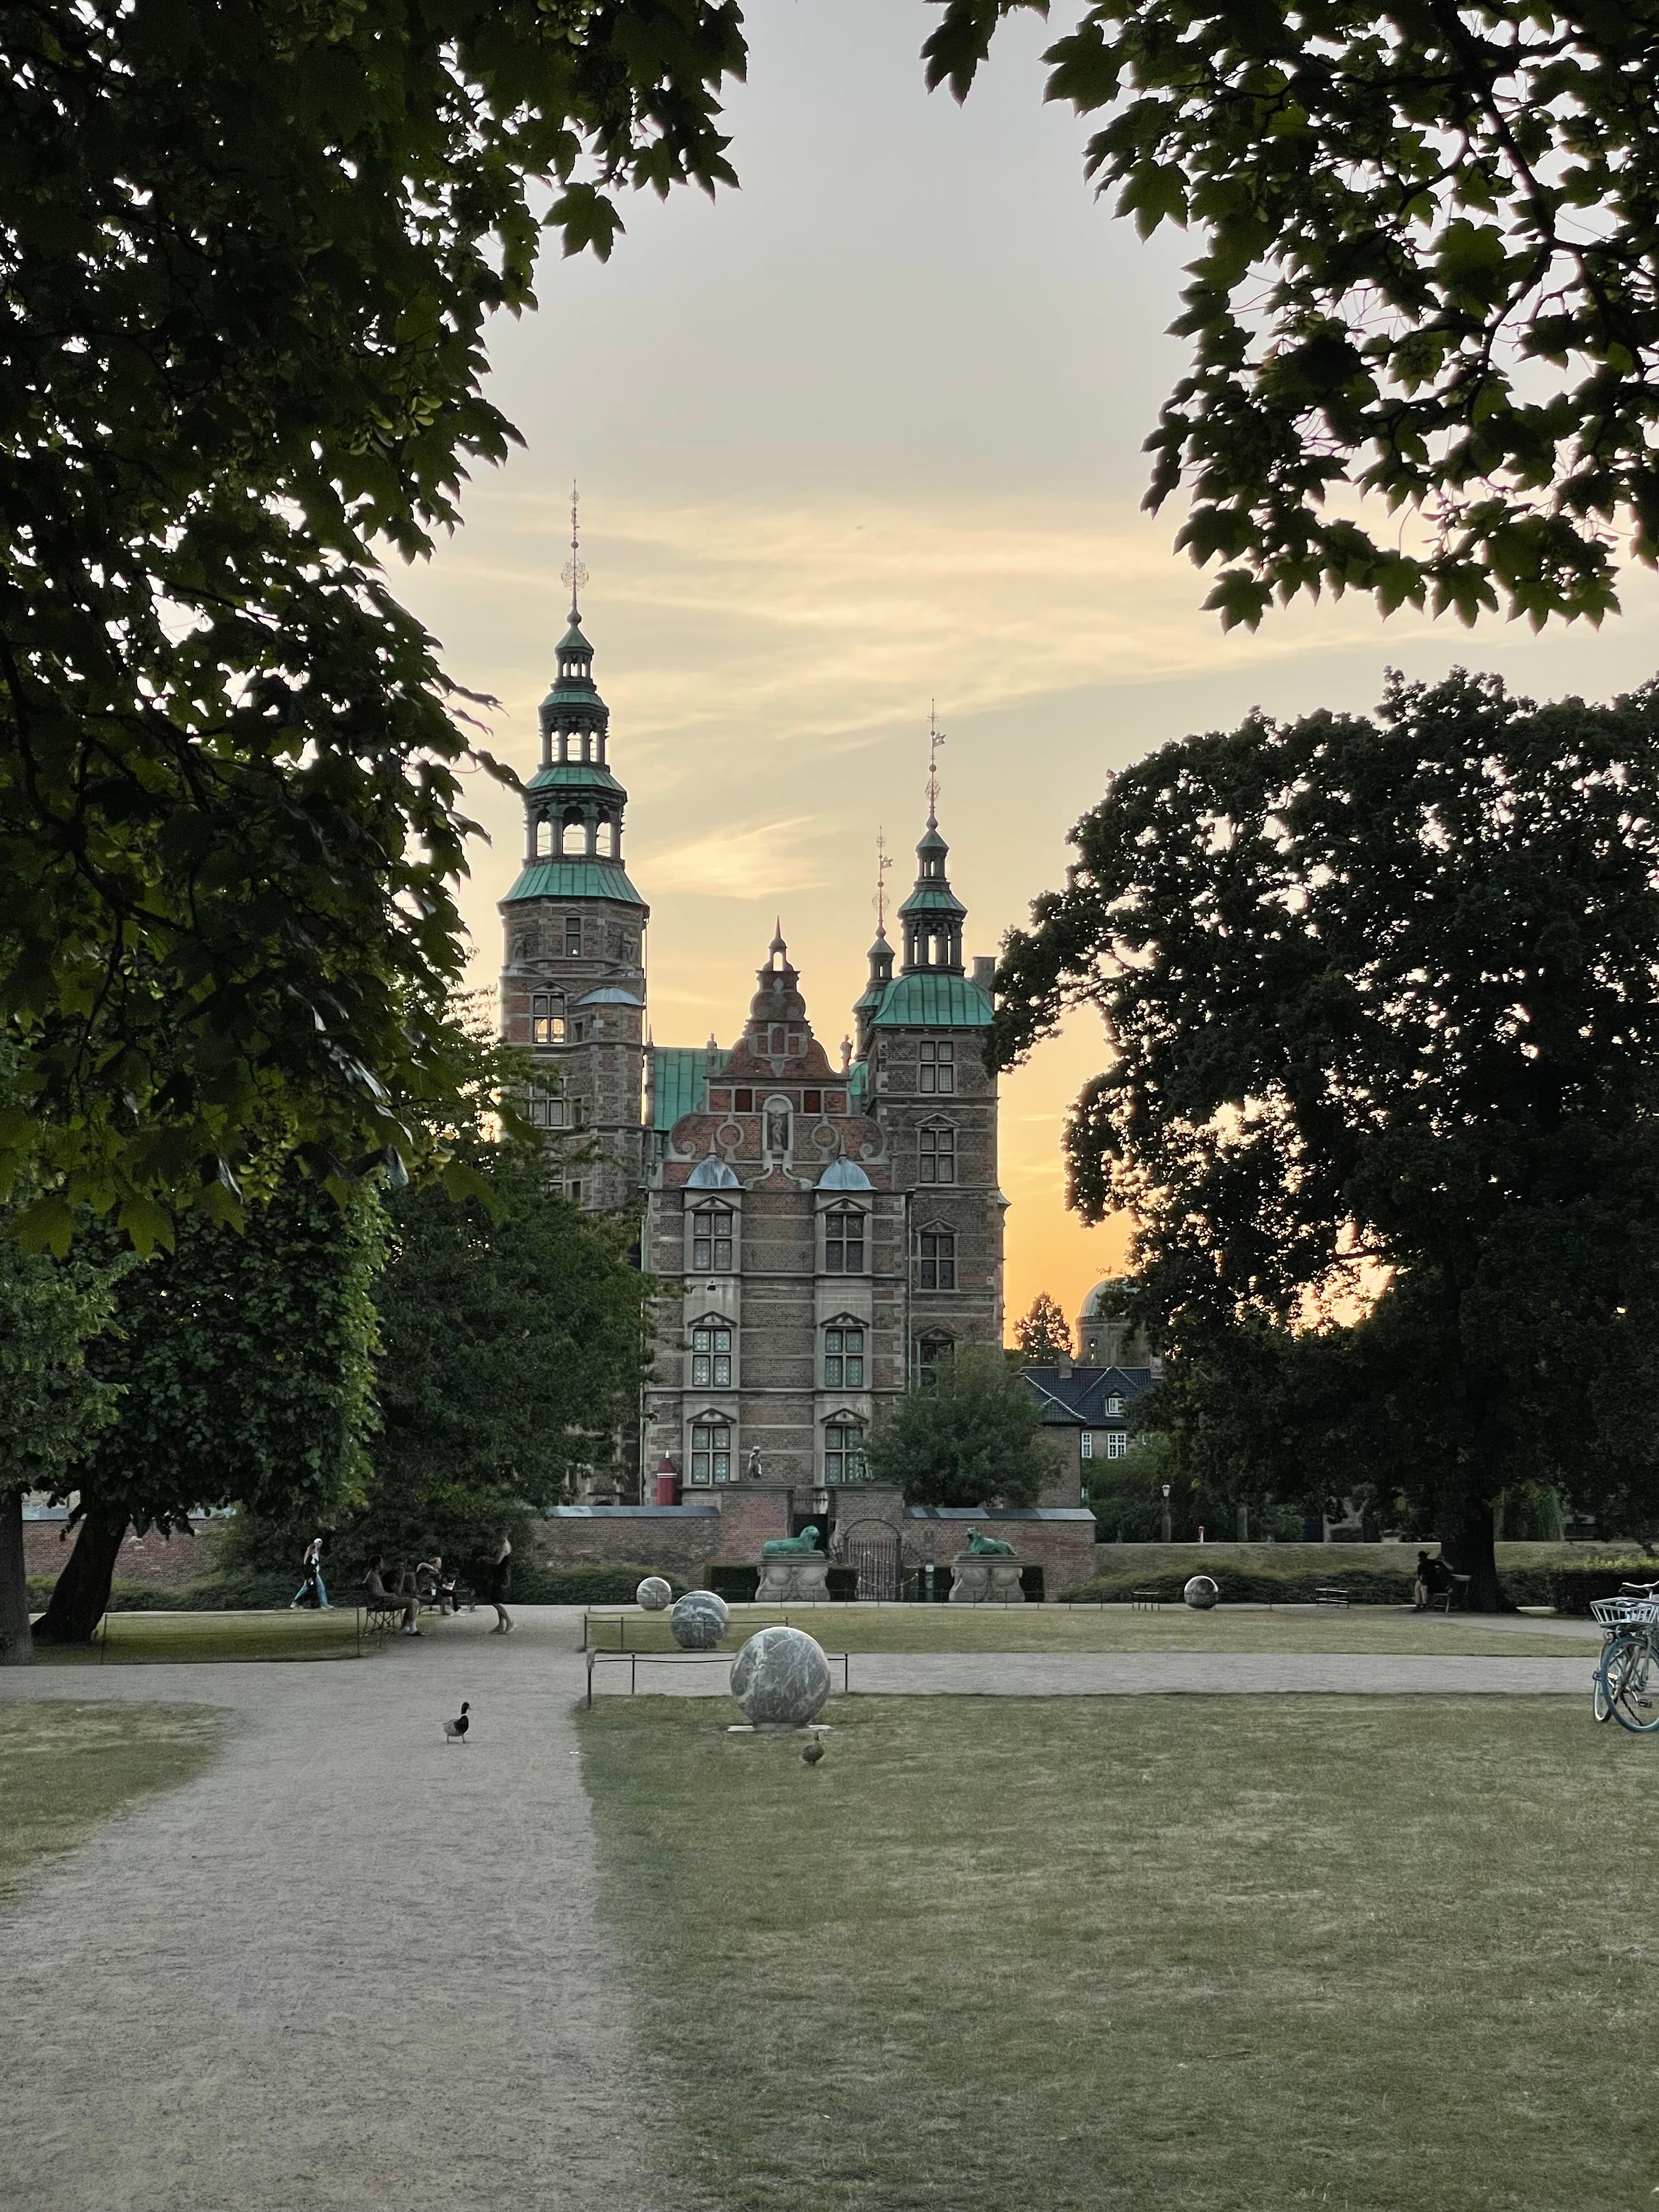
[730,1625,832,1728]
[669,1589,731,1650]
[1183,1574,1221,1611]
[635,1576,673,1612]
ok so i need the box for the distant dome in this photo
[1081,1278,1133,1321]
[817,1158,872,1190]
[687,1155,741,1189]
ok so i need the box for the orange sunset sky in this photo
[397,0,1659,1338]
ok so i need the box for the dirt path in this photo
[1,1616,667,2212]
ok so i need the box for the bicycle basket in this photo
[1593,1598,1659,1628]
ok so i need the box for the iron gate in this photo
[841,1517,902,1602]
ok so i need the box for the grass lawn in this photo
[585,1605,1594,1658]
[33,1607,377,1665]
[0,1701,221,1903]
[581,1695,1648,2212]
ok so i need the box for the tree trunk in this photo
[29,1497,128,1645]
[0,1489,35,1664]
[1442,1494,1506,1612]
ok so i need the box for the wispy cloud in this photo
[633,812,831,898]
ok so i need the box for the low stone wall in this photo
[24,1515,221,1591]
[901,1509,1099,1599]
[534,1506,724,1585]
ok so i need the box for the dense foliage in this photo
[0,0,745,1246]
[1014,1291,1073,1363]
[928,0,1659,628]
[867,1346,1058,1509]
[32,1172,385,1640]
[997,670,1659,1604]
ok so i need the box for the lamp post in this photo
[1160,1482,1172,1544]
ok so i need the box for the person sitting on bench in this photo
[1413,1550,1454,1611]
[416,1555,459,1615]
[364,1557,422,1636]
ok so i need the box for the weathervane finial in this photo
[561,479,589,621]
[926,700,947,825]
[874,826,893,933]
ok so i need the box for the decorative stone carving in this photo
[670,1589,730,1649]
[949,1553,1025,1605]
[1183,1575,1220,1611]
[635,1576,673,1612]
[730,1626,832,1728]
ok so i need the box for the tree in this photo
[995,669,1659,1606]
[342,1135,653,1576]
[31,1173,385,1643]
[1014,1291,1073,1364]
[0,1225,124,1662]
[867,1346,1060,1508]
[0,0,746,1246]
[927,1,1659,630]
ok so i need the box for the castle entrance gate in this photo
[840,1518,902,1602]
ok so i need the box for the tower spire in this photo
[561,479,589,623]
[874,826,893,934]
[926,700,947,826]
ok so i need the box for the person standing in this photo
[290,1535,329,1610]
[487,1536,514,1634]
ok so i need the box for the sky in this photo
[396,0,1659,1339]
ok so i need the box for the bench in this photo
[358,1595,408,1638]
[1429,1573,1472,1613]
[1313,1586,1351,1610]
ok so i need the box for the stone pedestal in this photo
[756,1555,831,1603]
[948,1553,1025,1605]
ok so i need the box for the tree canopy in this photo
[867,1346,1058,1508]
[0,0,744,1249]
[927,1,1659,629]
[996,670,1659,1601]
[1014,1291,1074,1364]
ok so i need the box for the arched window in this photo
[823,1322,865,1389]
[534,816,552,858]
[690,1319,732,1389]
[823,1207,866,1274]
[919,1040,954,1094]
[913,1331,953,1386]
[561,811,585,856]
[691,1204,734,1273]
[689,1417,733,1486]
[824,1420,866,1483]
[532,995,566,1047]
[919,1121,956,1184]
[915,1229,956,1292]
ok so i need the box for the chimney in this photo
[972,955,995,994]
[1056,1347,1072,1379]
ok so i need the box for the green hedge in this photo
[709,1562,760,1602]
[1063,1566,1419,1606]
[826,1565,858,1602]
[514,1562,687,1606]
[1550,1566,1659,1616]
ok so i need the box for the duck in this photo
[442,1700,471,1745]
[802,1736,825,1766]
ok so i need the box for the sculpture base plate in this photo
[725,1723,833,1736]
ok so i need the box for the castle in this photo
[496,574,1008,1517]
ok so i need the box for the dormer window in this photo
[1105,1394,1124,1417]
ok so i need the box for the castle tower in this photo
[865,803,1003,1377]
[498,503,648,1210]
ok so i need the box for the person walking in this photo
[487,1535,514,1634]
[290,1535,329,1611]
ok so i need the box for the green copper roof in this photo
[652,1047,708,1130]
[526,760,624,796]
[870,972,994,1029]
[898,881,967,917]
[501,858,647,909]
[846,1059,870,1106]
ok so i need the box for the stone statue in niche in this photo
[747,1447,764,1482]
[765,1104,790,1155]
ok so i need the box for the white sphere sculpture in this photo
[635,1576,672,1612]
[730,1625,832,1728]
[669,1589,730,1649]
[1183,1574,1220,1611]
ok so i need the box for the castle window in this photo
[565,915,583,956]
[913,1331,953,1386]
[561,814,585,856]
[919,1040,954,1094]
[803,1090,822,1115]
[824,1207,866,1275]
[532,995,566,1047]
[691,1322,732,1389]
[823,1325,865,1389]
[916,1231,956,1292]
[734,1088,754,1113]
[824,1422,866,1483]
[534,817,552,858]
[919,1123,956,1184]
[689,1419,733,1485]
[691,1204,734,1274]
[566,1179,583,1206]
[527,1084,564,1128]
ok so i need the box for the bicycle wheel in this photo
[1601,1637,1659,1734]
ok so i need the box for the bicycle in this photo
[1593,1585,1659,1730]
